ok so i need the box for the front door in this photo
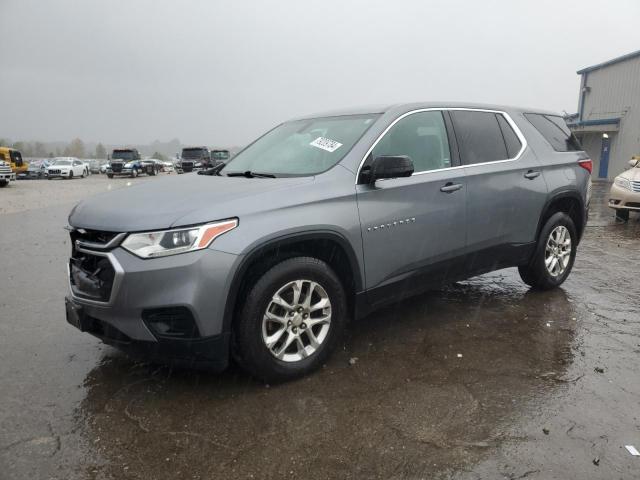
[598,134,610,178]
[356,110,467,307]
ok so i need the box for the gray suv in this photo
[65,102,592,381]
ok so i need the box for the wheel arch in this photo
[536,190,585,244]
[222,230,363,333]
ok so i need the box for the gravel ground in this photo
[0,178,638,479]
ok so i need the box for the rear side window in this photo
[524,113,582,152]
[450,111,508,164]
[496,114,522,158]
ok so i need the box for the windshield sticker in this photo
[310,137,343,153]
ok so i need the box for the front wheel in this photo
[0,180,7,188]
[107,173,113,179]
[68,171,73,180]
[234,257,347,382]
[519,212,577,290]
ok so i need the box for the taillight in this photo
[578,159,593,174]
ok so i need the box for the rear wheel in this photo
[615,209,629,222]
[234,257,347,382]
[519,212,577,290]
[107,173,114,179]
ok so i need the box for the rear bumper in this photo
[66,296,230,370]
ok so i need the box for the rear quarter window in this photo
[524,113,582,152]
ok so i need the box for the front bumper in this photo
[609,183,640,210]
[47,170,72,178]
[66,296,230,370]
[67,245,241,369]
[0,171,15,182]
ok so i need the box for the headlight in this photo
[121,219,238,258]
[614,177,631,190]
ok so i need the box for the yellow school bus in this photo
[0,146,28,175]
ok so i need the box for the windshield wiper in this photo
[226,171,276,178]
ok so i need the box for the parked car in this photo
[23,159,51,179]
[46,157,87,179]
[100,162,110,174]
[65,102,591,382]
[609,157,640,221]
[161,161,174,173]
[89,160,103,174]
[0,160,15,187]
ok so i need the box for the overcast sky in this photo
[1,0,639,146]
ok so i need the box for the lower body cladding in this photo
[65,246,240,370]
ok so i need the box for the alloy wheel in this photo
[261,279,332,362]
[545,225,572,277]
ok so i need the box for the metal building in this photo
[568,49,640,179]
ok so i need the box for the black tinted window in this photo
[451,111,508,164]
[524,113,581,152]
[496,114,522,158]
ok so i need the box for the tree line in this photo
[0,138,171,161]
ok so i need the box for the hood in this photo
[619,166,640,181]
[69,173,314,232]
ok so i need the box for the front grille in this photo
[181,162,194,172]
[68,229,122,303]
[626,202,640,208]
[69,251,116,302]
[49,169,61,174]
[71,229,121,246]
[630,180,640,192]
[0,166,11,174]
[111,163,123,173]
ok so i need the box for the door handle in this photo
[440,182,463,193]
[524,170,541,180]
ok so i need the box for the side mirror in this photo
[629,158,639,168]
[369,155,414,183]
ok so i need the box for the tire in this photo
[519,212,577,290]
[234,257,347,382]
[107,173,114,179]
[68,171,73,180]
[81,170,85,178]
[0,180,7,188]
[615,209,629,222]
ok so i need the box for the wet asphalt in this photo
[0,177,639,479]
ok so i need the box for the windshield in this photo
[222,114,379,176]
[182,148,207,159]
[112,151,134,160]
[53,160,72,166]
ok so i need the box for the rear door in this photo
[450,109,548,272]
[356,109,467,306]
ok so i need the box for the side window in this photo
[524,113,582,152]
[496,114,522,158]
[371,111,451,173]
[450,111,508,164]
